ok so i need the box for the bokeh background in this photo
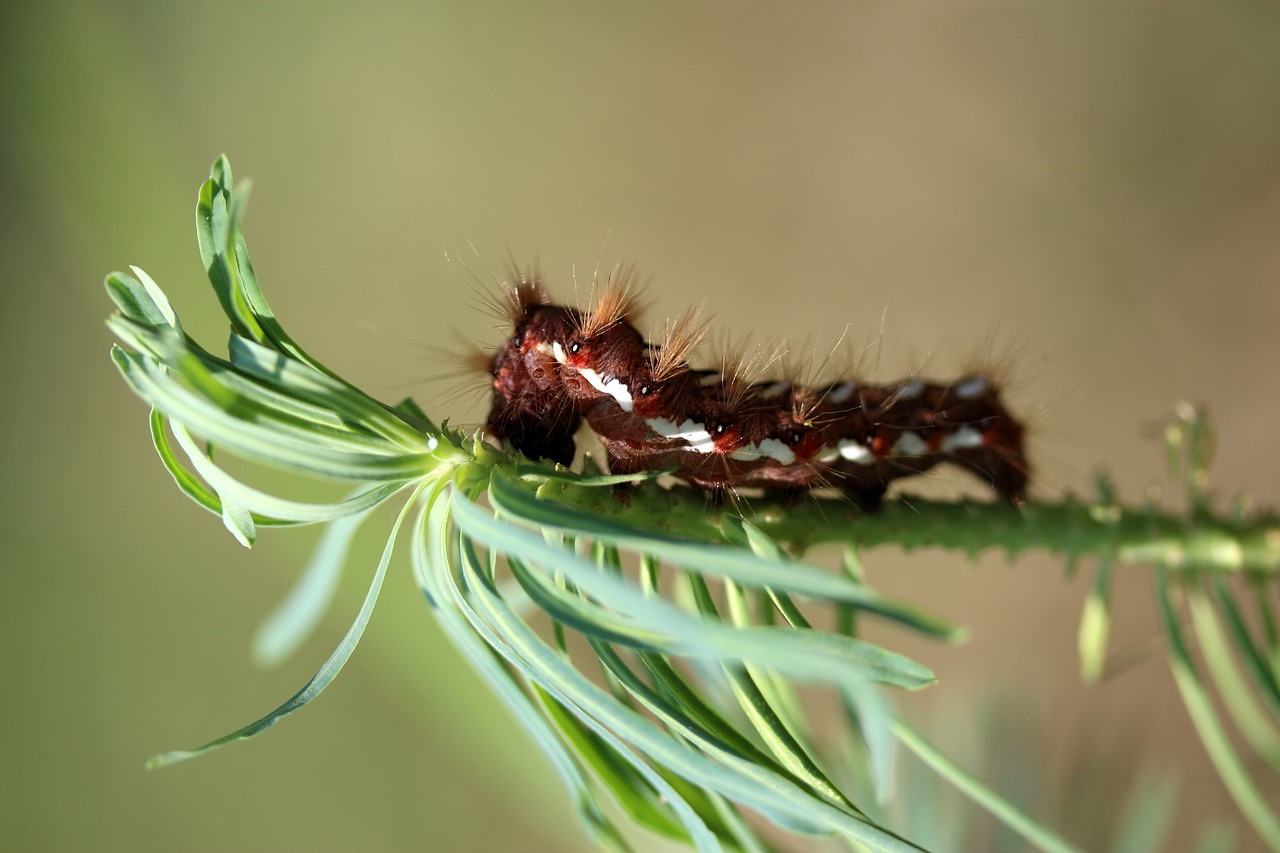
[3,2,1279,850]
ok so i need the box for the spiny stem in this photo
[530,472,1280,575]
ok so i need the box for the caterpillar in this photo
[483,270,1029,510]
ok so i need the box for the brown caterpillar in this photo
[483,271,1029,509]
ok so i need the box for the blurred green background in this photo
[3,2,1279,850]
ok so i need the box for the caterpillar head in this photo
[485,292,584,465]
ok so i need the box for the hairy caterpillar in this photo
[483,270,1029,509]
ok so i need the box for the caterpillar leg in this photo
[495,417,577,466]
[765,485,809,508]
[487,391,580,466]
[705,486,731,509]
[604,449,642,504]
[515,429,577,467]
[843,484,888,513]
[952,447,1029,508]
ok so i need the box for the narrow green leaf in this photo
[836,546,864,637]
[114,319,413,456]
[451,533,725,852]
[391,396,439,434]
[493,472,961,639]
[1253,576,1280,692]
[451,489,934,689]
[638,655,784,771]
[1078,553,1114,683]
[170,421,408,524]
[147,484,424,767]
[1109,770,1177,853]
[113,348,433,481]
[768,578,895,805]
[252,506,374,668]
[450,524,922,851]
[202,156,357,388]
[713,576,852,814]
[702,791,779,853]
[104,270,173,329]
[1155,571,1280,849]
[506,556,672,649]
[1186,583,1280,774]
[219,481,257,547]
[227,334,432,451]
[536,684,689,846]
[213,363,368,433]
[841,680,896,804]
[1193,821,1238,853]
[411,495,625,847]
[197,158,265,343]
[1212,575,1280,719]
[724,582,812,749]
[162,419,255,547]
[895,720,1083,853]
[587,640,791,850]
[147,408,228,518]
[527,465,669,487]
[160,406,254,546]
[129,265,178,328]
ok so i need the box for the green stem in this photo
[533,474,1280,575]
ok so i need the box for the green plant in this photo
[106,157,1280,852]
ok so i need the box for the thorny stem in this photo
[527,471,1280,575]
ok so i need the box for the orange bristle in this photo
[717,334,787,412]
[650,305,710,381]
[576,263,640,339]
[444,249,551,331]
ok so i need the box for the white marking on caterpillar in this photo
[827,382,857,405]
[835,439,873,464]
[757,438,796,465]
[891,432,928,457]
[955,376,987,400]
[729,437,797,465]
[647,418,716,453]
[699,373,723,386]
[543,338,635,412]
[942,425,984,451]
[578,367,634,412]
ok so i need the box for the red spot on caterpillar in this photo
[483,272,1030,509]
